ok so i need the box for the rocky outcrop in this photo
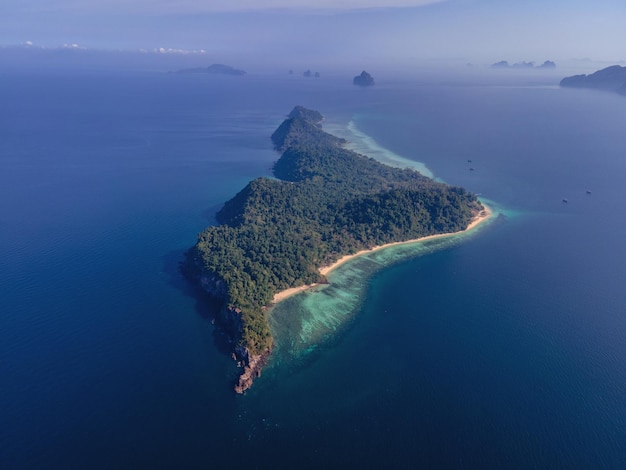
[353,70,375,87]
[234,346,270,394]
[195,272,271,394]
[183,266,250,392]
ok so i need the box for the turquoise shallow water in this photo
[2,70,626,467]
[325,119,435,178]
[269,196,501,364]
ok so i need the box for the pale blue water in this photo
[1,70,626,468]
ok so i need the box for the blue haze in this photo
[1,69,626,467]
[3,1,626,65]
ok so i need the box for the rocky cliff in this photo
[184,267,270,394]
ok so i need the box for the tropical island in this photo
[183,106,487,393]
[560,65,626,96]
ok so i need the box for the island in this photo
[538,60,556,69]
[183,106,486,393]
[353,70,375,87]
[491,60,556,69]
[302,70,321,78]
[491,60,510,68]
[175,63,246,75]
[560,65,626,96]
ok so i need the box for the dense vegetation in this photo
[184,107,482,355]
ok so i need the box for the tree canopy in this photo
[185,106,482,354]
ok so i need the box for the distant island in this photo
[353,70,375,87]
[183,106,486,393]
[560,65,626,96]
[491,60,556,69]
[539,60,557,69]
[175,63,246,75]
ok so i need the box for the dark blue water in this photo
[2,71,625,468]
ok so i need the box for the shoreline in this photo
[272,203,493,304]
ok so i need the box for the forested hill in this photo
[270,105,344,151]
[184,106,483,392]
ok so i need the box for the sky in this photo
[1,0,625,69]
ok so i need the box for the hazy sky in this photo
[2,0,625,66]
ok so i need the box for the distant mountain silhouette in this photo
[175,64,246,75]
[491,60,556,70]
[560,65,626,96]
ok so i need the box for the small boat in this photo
[469,167,475,171]
[586,190,592,194]
[467,159,472,163]
[562,198,568,203]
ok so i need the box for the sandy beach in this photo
[272,203,492,304]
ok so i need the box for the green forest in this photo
[184,106,483,355]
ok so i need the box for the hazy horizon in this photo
[2,0,625,73]
[0,43,620,80]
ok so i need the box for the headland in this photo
[560,65,626,96]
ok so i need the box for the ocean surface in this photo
[2,69,626,468]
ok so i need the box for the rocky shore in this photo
[190,271,271,394]
[234,345,270,394]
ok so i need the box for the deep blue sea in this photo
[2,69,626,468]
